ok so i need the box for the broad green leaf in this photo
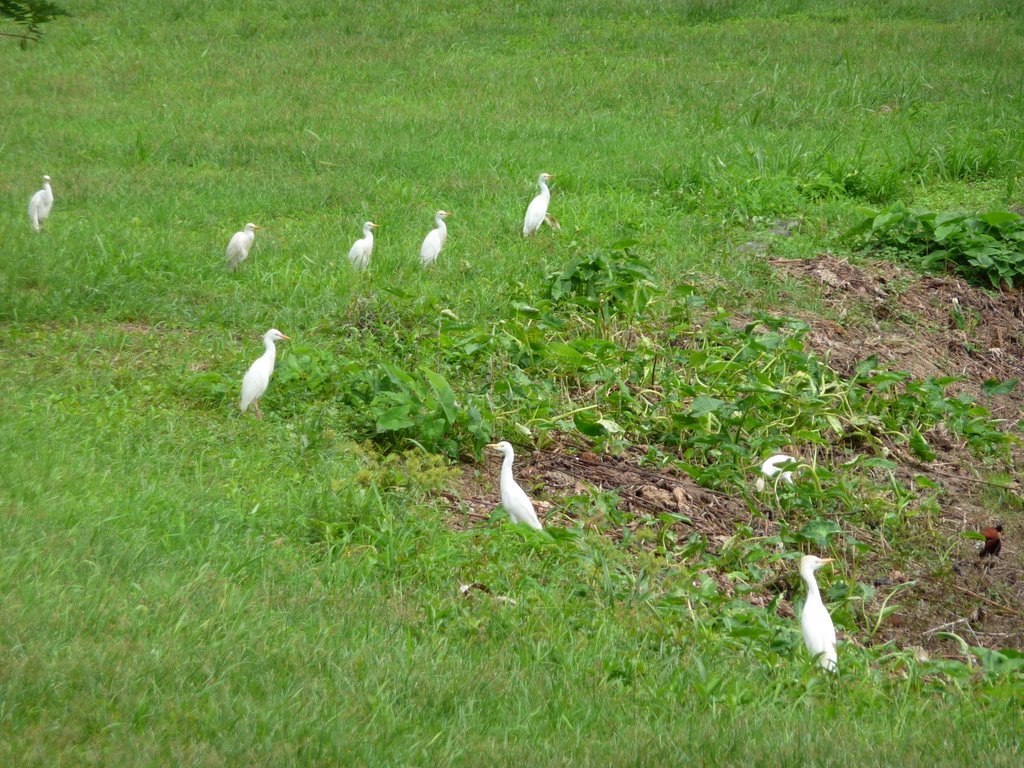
[798,519,842,548]
[909,428,938,462]
[574,413,604,437]
[376,405,415,432]
[545,342,586,366]
[597,418,624,434]
[978,210,1022,227]
[688,396,724,417]
[982,378,1019,396]
[421,367,457,424]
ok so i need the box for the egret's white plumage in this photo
[28,175,53,232]
[348,221,379,269]
[487,441,543,530]
[240,328,290,419]
[799,555,838,672]
[226,223,262,269]
[420,210,450,267]
[755,453,797,492]
[522,173,554,237]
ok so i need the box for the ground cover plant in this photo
[849,204,1024,288]
[2,1,1024,764]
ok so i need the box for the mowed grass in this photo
[2,1,1024,764]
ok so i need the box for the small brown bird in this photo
[979,525,1003,558]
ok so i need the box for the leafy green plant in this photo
[546,244,660,332]
[848,203,1024,289]
[359,364,492,459]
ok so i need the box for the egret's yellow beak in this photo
[820,558,835,564]
[280,334,291,341]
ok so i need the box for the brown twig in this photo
[952,584,1024,619]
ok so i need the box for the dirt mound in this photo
[773,254,1024,416]
[447,445,750,544]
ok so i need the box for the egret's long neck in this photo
[44,182,52,195]
[364,225,374,240]
[538,179,549,198]
[801,568,821,602]
[500,451,515,482]
[262,337,277,364]
[436,217,447,244]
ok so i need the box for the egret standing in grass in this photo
[28,174,53,232]
[225,223,262,269]
[799,555,838,672]
[522,172,554,237]
[420,210,450,267]
[487,441,543,530]
[348,221,379,270]
[240,328,290,419]
[755,453,798,492]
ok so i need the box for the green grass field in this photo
[3,1,1024,764]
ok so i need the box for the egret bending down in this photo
[240,328,290,419]
[799,555,838,672]
[755,453,797,492]
[420,210,451,267]
[348,221,379,269]
[522,173,554,237]
[226,223,262,269]
[28,175,53,232]
[487,441,542,530]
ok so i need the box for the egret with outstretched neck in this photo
[28,175,53,232]
[799,555,838,672]
[522,173,554,237]
[420,210,451,266]
[486,441,542,530]
[348,221,379,269]
[240,328,290,419]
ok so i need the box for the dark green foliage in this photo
[849,203,1024,289]
[546,245,660,328]
[0,0,67,41]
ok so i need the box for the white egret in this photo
[522,172,554,237]
[28,174,53,232]
[755,453,797,492]
[420,210,451,267]
[225,223,262,269]
[348,221,379,269]
[486,441,543,530]
[799,555,838,672]
[240,328,290,419]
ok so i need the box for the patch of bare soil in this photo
[445,445,750,544]
[773,254,1024,416]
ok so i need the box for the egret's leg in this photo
[254,400,263,420]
